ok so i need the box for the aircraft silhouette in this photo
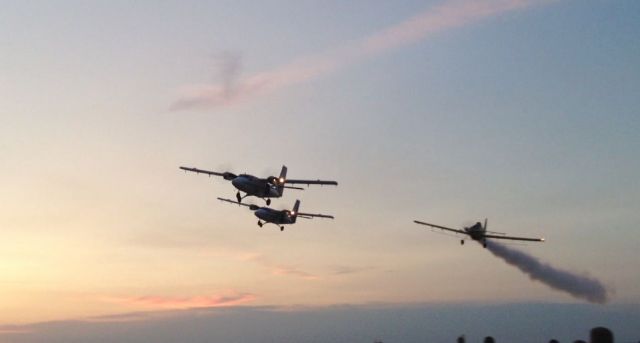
[218,197,334,231]
[180,165,337,205]
[414,219,544,247]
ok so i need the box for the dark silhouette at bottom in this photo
[590,327,614,343]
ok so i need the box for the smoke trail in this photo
[172,0,555,110]
[214,51,242,99]
[485,241,609,304]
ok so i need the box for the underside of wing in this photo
[414,220,467,235]
[216,197,257,209]
[285,179,338,186]
[297,212,334,219]
[484,234,545,242]
[180,166,232,178]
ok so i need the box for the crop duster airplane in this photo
[180,165,338,205]
[217,197,334,231]
[413,219,545,248]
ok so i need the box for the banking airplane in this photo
[180,165,337,205]
[414,219,544,248]
[217,197,334,231]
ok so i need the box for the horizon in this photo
[2,302,639,342]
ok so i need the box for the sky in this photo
[1,0,639,341]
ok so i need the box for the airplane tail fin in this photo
[279,165,288,180]
[291,199,300,223]
[484,218,488,231]
[276,165,288,196]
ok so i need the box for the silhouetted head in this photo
[574,340,586,343]
[484,336,495,343]
[457,335,465,343]
[590,327,613,343]
[549,340,559,343]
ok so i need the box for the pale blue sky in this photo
[1,0,639,337]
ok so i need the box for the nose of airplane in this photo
[254,209,267,220]
[231,177,242,188]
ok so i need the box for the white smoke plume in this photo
[485,241,610,304]
[171,0,556,110]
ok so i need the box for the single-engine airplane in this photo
[217,197,334,231]
[413,219,544,248]
[180,165,337,205]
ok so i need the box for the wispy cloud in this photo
[270,266,320,280]
[242,254,321,281]
[330,265,374,276]
[171,0,551,110]
[106,292,256,310]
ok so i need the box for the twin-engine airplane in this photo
[217,197,334,231]
[180,165,337,205]
[413,219,544,248]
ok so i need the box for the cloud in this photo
[242,254,321,281]
[105,292,256,310]
[270,266,320,280]
[330,265,374,275]
[171,0,552,110]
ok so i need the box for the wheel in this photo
[236,192,242,203]
[266,198,271,206]
[280,226,284,231]
[483,242,487,248]
[258,221,263,228]
[460,240,465,245]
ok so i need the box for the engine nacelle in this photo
[223,172,237,180]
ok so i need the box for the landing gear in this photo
[460,239,465,245]
[483,241,487,248]
[257,221,263,228]
[280,226,284,231]
[266,198,271,206]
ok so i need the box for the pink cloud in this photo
[108,292,256,310]
[171,0,552,110]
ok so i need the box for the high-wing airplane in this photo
[180,165,338,205]
[217,197,334,231]
[413,219,544,247]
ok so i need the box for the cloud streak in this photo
[171,0,551,110]
[241,254,321,281]
[106,292,256,310]
[485,241,610,304]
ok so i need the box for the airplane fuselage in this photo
[231,175,281,198]
[254,208,295,225]
[465,222,486,241]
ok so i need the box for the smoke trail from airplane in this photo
[485,241,609,304]
[172,0,555,110]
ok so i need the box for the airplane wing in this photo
[297,212,334,219]
[285,179,338,186]
[414,220,467,235]
[484,234,545,242]
[180,166,234,179]
[216,197,258,209]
